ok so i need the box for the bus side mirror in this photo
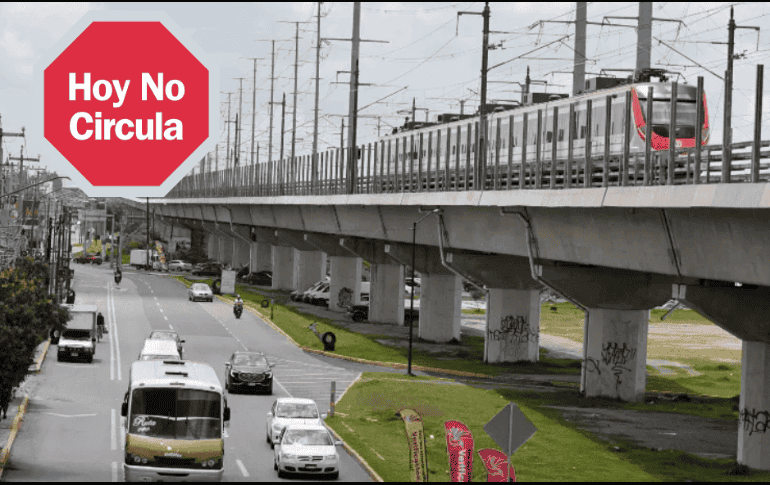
[121,402,128,417]
[224,407,230,422]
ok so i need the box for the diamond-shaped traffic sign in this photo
[483,402,537,457]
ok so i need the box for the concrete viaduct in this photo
[122,181,770,469]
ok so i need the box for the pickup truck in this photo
[347,299,419,324]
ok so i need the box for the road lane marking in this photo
[44,413,97,417]
[236,459,249,477]
[110,283,122,381]
[164,316,168,320]
[112,461,118,482]
[275,378,292,398]
[199,304,248,351]
[109,283,115,381]
[168,324,173,329]
[223,428,228,438]
[111,409,116,450]
[159,308,163,312]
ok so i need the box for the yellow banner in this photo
[398,408,428,482]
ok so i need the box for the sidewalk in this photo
[0,339,49,480]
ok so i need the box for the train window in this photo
[580,126,586,139]
[452,145,456,155]
[558,129,564,142]
[546,131,553,143]
[595,124,600,137]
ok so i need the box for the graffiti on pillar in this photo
[739,408,770,436]
[585,341,636,393]
[489,315,538,347]
[337,287,353,309]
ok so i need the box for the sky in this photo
[2,2,770,180]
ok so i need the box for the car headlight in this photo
[324,454,338,462]
[230,371,238,378]
[272,423,284,432]
[201,457,221,468]
[126,452,150,465]
[281,452,296,461]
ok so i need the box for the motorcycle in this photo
[233,301,243,319]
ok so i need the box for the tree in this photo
[0,258,68,420]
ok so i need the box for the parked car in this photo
[168,260,193,271]
[224,351,274,394]
[147,330,185,359]
[273,424,341,479]
[244,270,272,286]
[74,253,89,264]
[292,278,330,302]
[192,262,222,276]
[347,300,419,324]
[307,282,330,306]
[188,283,214,302]
[87,255,103,265]
[266,398,326,448]
[302,278,331,303]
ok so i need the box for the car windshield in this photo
[192,284,210,291]
[150,332,177,341]
[233,355,266,366]
[276,403,319,419]
[129,388,221,439]
[61,329,91,340]
[282,429,332,446]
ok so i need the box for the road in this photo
[2,263,370,482]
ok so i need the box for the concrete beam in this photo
[384,242,454,275]
[339,238,393,265]
[253,226,284,247]
[539,264,673,310]
[676,284,770,343]
[230,205,251,225]
[303,233,353,257]
[275,229,321,252]
[446,252,540,290]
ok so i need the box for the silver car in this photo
[169,260,193,271]
[274,424,341,479]
[266,398,326,448]
[188,283,214,302]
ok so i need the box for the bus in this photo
[121,360,231,481]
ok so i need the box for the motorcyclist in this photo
[233,294,244,315]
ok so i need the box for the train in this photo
[366,72,710,187]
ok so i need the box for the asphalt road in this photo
[2,263,370,482]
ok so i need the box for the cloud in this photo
[0,29,35,59]
[2,3,101,41]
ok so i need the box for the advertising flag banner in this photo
[397,408,428,482]
[155,241,166,265]
[477,449,515,482]
[444,420,474,481]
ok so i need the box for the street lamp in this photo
[407,208,442,377]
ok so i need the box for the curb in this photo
[33,339,52,373]
[0,395,30,481]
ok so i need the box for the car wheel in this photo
[266,383,273,395]
[330,471,339,480]
[87,355,93,363]
[273,459,278,471]
[57,354,62,362]
[277,469,286,479]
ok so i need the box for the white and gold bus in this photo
[121,360,231,481]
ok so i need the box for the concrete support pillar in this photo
[583,308,649,402]
[221,235,234,266]
[272,246,295,290]
[738,340,770,470]
[369,263,405,325]
[329,256,362,312]
[207,234,217,260]
[233,239,250,269]
[294,250,326,293]
[419,274,462,343]
[251,242,272,273]
[485,288,540,363]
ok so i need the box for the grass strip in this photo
[326,373,767,482]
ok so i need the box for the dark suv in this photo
[192,262,222,276]
[224,351,274,394]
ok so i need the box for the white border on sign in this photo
[33,10,220,199]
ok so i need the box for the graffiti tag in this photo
[337,287,353,309]
[739,408,770,436]
[489,315,539,347]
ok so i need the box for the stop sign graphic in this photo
[35,11,218,197]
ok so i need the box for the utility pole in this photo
[280,92,286,194]
[224,92,233,170]
[723,6,760,181]
[313,2,323,191]
[270,41,276,163]
[291,23,300,188]
[0,117,26,197]
[574,2,587,95]
[458,2,491,189]
[346,2,361,194]
[234,78,246,166]
[244,58,264,165]
[636,2,652,81]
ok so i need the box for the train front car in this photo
[630,82,710,151]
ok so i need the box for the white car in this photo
[188,283,214,302]
[168,260,193,271]
[273,424,341,479]
[266,398,326,448]
[306,282,330,306]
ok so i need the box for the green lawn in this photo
[326,373,766,482]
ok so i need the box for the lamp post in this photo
[407,209,441,376]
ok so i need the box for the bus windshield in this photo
[129,388,221,440]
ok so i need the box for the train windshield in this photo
[640,100,698,126]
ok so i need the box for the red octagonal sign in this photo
[35,11,218,198]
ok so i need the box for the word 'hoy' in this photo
[68,73,186,108]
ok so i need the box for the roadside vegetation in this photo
[0,257,68,419]
[326,372,767,482]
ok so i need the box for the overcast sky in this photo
[2,2,770,177]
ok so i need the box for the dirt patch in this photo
[545,405,737,459]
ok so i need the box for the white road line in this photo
[159,308,163,312]
[223,428,229,438]
[110,283,122,381]
[236,459,249,477]
[112,462,118,482]
[164,316,168,320]
[108,283,115,381]
[44,412,97,417]
[199,304,248,351]
[275,378,293,398]
[111,409,116,451]
[169,324,173,329]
